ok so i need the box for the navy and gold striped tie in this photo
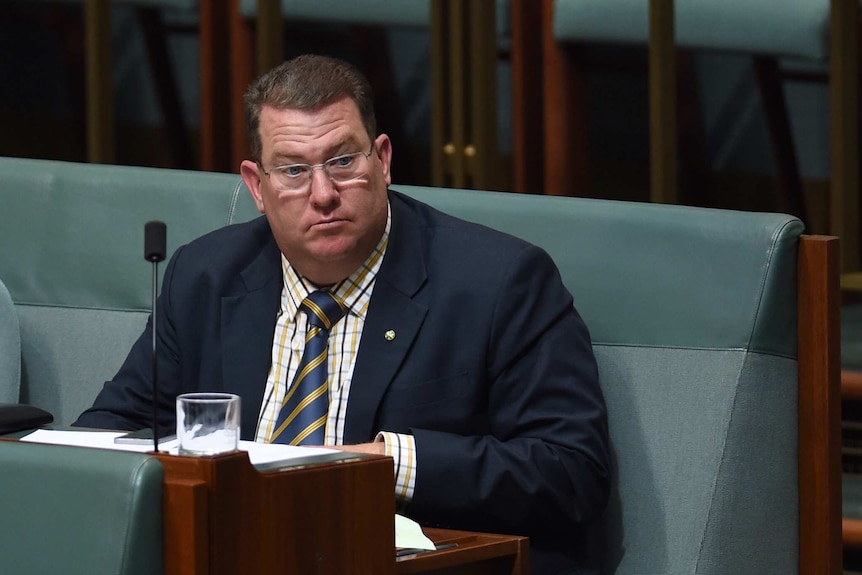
[271,290,346,445]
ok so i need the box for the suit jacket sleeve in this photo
[403,242,610,538]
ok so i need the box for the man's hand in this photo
[326,441,386,455]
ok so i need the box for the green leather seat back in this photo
[393,184,804,575]
[0,276,21,403]
[0,441,164,575]
[554,0,831,60]
[0,157,259,425]
[236,0,511,39]
[0,157,805,574]
[239,0,430,26]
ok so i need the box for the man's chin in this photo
[307,238,358,263]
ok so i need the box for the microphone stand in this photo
[144,221,166,452]
[150,258,159,452]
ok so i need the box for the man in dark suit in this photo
[75,54,610,574]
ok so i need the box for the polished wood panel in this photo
[156,451,397,575]
[648,0,676,204]
[539,0,589,197]
[510,0,543,195]
[198,0,231,172]
[399,529,529,575]
[843,370,862,402]
[154,451,529,574]
[466,0,498,190]
[255,0,283,74]
[798,235,842,574]
[830,0,859,273]
[845,518,862,547]
[228,0,255,169]
[84,0,114,164]
[431,0,500,190]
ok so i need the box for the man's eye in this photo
[332,155,355,168]
[284,165,307,177]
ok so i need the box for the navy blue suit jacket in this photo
[76,190,610,574]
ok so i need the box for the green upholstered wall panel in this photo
[0,157,259,311]
[393,184,803,358]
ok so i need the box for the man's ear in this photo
[240,160,266,214]
[375,134,393,187]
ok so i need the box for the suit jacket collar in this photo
[344,191,430,442]
[220,225,282,439]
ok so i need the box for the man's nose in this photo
[308,166,338,203]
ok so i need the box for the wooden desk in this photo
[400,528,529,575]
[0,431,528,572]
[156,450,529,574]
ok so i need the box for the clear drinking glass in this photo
[176,392,240,456]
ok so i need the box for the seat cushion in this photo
[0,441,164,575]
[239,0,429,26]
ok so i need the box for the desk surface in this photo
[400,528,529,575]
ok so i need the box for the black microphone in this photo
[144,221,166,452]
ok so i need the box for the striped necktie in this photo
[271,290,346,445]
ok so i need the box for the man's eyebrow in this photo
[270,153,304,165]
[271,138,363,165]
[325,138,363,156]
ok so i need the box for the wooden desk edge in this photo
[398,527,529,574]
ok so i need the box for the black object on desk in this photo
[0,403,54,434]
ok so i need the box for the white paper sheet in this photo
[19,429,337,466]
[395,514,436,551]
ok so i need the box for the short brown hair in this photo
[244,54,377,161]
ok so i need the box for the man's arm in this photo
[404,244,610,536]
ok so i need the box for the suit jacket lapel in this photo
[221,236,282,440]
[344,194,429,442]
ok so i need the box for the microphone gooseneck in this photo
[144,221,167,452]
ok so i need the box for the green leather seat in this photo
[553,0,831,59]
[238,0,430,27]
[398,185,804,574]
[0,441,164,575]
[237,0,508,32]
[0,276,20,403]
[0,157,258,425]
[0,276,51,433]
[0,156,821,573]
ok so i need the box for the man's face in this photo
[240,97,392,285]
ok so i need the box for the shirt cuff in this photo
[376,431,416,506]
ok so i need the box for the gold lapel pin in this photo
[384,329,396,341]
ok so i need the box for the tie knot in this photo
[301,290,346,330]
